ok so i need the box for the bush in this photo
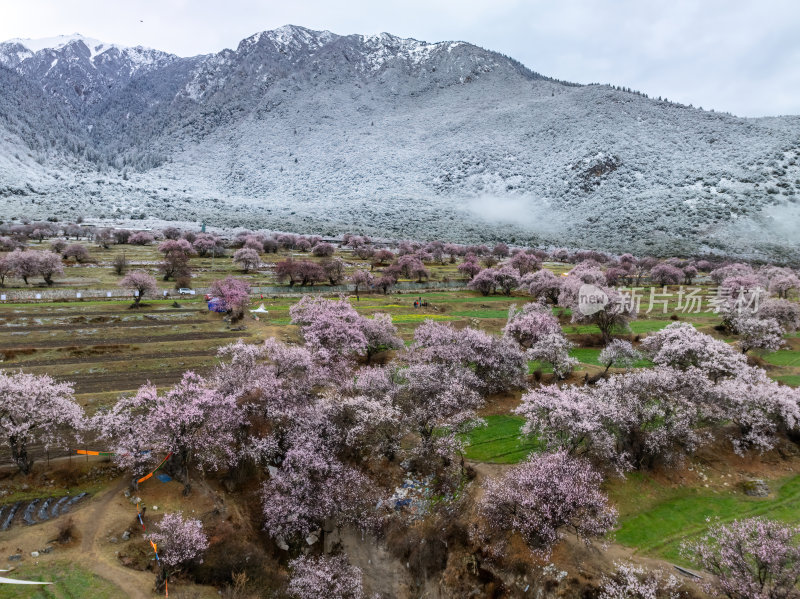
[191,525,286,593]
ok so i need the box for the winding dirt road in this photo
[80,479,153,599]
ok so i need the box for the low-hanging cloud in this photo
[462,195,566,236]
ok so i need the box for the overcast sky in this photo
[2,0,799,117]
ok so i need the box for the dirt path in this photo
[80,479,154,599]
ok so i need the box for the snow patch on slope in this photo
[5,34,111,56]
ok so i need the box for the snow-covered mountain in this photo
[0,34,177,110]
[1,26,799,258]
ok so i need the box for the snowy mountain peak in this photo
[3,33,113,57]
[240,25,337,53]
[0,33,171,63]
[0,33,177,108]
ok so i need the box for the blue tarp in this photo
[207,298,225,313]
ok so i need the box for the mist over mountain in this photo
[1,25,799,258]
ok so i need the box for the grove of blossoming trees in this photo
[4,249,64,285]
[517,322,800,470]
[290,295,402,364]
[410,320,527,394]
[5,227,800,598]
[95,372,242,487]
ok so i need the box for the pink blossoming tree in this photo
[599,339,643,373]
[290,296,401,364]
[410,320,527,394]
[232,247,260,273]
[478,451,616,557]
[759,299,800,333]
[209,276,251,320]
[261,437,376,546]
[392,362,484,489]
[733,316,785,354]
[650,264,684,286]
[105,373,242,486]
[681,517,800,599]
[119,270,158,306]
[524,269,563,304]
[640,322,746,382]
[147,511,209,591]
[287,554,365,599]
[0,371,84,474]
[599,562,685,599]
[504,303,577,378]
[467,267,497,295]
[349,270,373,301]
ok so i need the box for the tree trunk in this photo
[10,438,32,475]
[153,566,169,594]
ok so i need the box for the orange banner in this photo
[136,452,173,484]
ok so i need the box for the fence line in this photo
[0,280,468,303]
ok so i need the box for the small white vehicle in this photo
[178,288,196,295]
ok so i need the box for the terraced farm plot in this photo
[611,474,800,564]
[755,346,800,387]
[0,301,257,402]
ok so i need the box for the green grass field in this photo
[527,360,555,374]
[463,415,541,463]
[451,309,510,319]
[562,320,674,336]
[763,349,800,367]
[0,561,123,598]
[569,347,653,368]
[611,473,800,563]
[776,375,800,387]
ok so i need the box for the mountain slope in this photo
[0,26,798,258]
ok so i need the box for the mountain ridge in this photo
[0,25,798,258]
